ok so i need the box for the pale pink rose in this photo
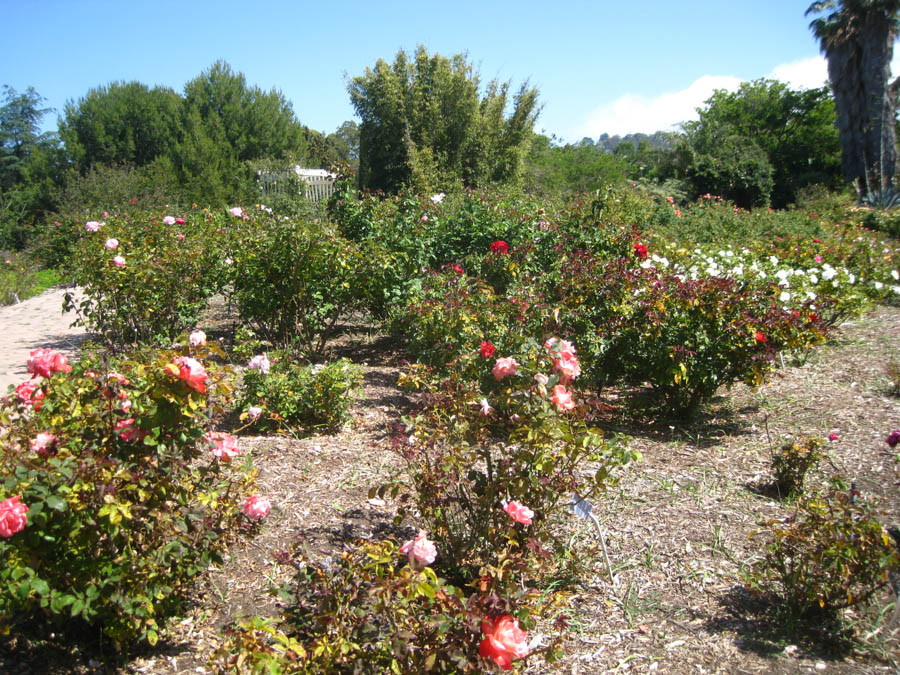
[550,384,575,411]
[247,406,263,420]
[544,337,577,361]
[189,330,207,347]
[113,255,126,267]
[248,354,270,374]
[207,432,240,461]
[121,399,131,412]
[554,354,581,385]
[242,495,271,520]
[431,193,445,204]
[479,398,495,416]
[503,500,534,526]
[0,496,28,538]
[229,207,243,218]
[30,432,58,457]
[167,356,208,393]
[27,348,72,379]
[491,357,520,381]
[400,529,437,570]
[162,216,176,225]
[421,215,429,222]
[105,238,119,250]
[534,372,549,395]
[85,221,100,232]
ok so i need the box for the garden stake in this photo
[571,493,616,592]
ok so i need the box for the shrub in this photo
[749,487,899,618]
[227,214,365,356]
[771,437,824,497]
[239,356,363,434]
[63,208,225,345]
[0,251,59,306]
[0,344,253,647]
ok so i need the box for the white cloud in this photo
[573,53,900,140]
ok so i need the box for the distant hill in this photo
[594,131,675,152]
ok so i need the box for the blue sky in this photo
[4,0,896,142]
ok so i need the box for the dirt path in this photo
[0,287,91,394]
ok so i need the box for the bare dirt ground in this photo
[2,292,899,674]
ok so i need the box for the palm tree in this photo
[806,0,900,198]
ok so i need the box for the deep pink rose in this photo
[167,356,208,393]
[492,357,519,381]
[0,496,28,538]
[162,216,176,225]
[175,217,185,225]
[242,495,271,520]
[815,255,823,263]
[550,384,575,411]
[399,530,437,570]
[828,433,839,441]
[207,432,240,461]
[105,237,119,250]
[479,615,529,670]
[15,380,44,409]
[113,255,126,268]
[189,330,207,347]
[503,500,534,526]
[27,348,72,379]
[30,432,58,456]
[887,429,900,448]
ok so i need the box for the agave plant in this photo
[859,187,900,209]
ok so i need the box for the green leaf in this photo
[44,495,66,511]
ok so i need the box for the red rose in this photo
[479,340,496,359]
[632,243,648,260]
[489,240,509,254]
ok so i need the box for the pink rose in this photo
[176,232,184,241]
[15,380,44,409]
[30,432,58,457]
[828,433,839,441]
[554,354,580,385]
[0,496,29,538]
[102,211,109,217]
[229,207,243,218]
[27,348,72,379]
[491,357,520,381]
[399,529,437,570]
[248,354,270,374]
[175,217,185,225]
[421,215,429,222]
[247,406,263,420]
[167,356,208,393]
[550,384,575,411]
[115,418,146,443]
[544,337,576,362]
[207,432,240,461]
[162,216,176,225]
[85,221,100,232]
[113,255,126,267]
[815,255,823,263]
[503,500,534,526]
[242,495,271,520]
[105,237,119,250]
[189,330,207,347]
[479,615,529,670]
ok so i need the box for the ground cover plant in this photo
[1,183,900,673]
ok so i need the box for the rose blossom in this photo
[242,495,271,520]
[0,496,29,538]
[755,331,767,343]
[162,216,176,225]
[492,357,520,380]
[15,381,44,410]
[175,217,185,225]
[399,529,437,570]
[85,221,101,232]
[828,433,839,441]
[479,340,496,359]
[431,193,445,204]
[247,406,263,420]
[479,398,495,416]
[207,432,240,461]
[189,330,207,347]
[550,384,575,411]
[887,429,900,448]
[479,615,529,671]
[167,356,208,393]
[503,500,534,526]
[451,264,464,275]
[534,372,549,395]
[632,242,648,259]
[490,240,509,254]
[248,354,271,374]
[27,348,72,379]
[115,418,146,443]
[105,238,119,250]
[230,206,243,218]
[30,432,58,457]
[176,232,184,241]
[113,255,126,268]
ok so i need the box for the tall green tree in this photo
[349,46,540,193]
[683,79,841,207]
[59,81,183,170]
[807,0,900,197]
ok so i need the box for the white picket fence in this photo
[257,167,337,202]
